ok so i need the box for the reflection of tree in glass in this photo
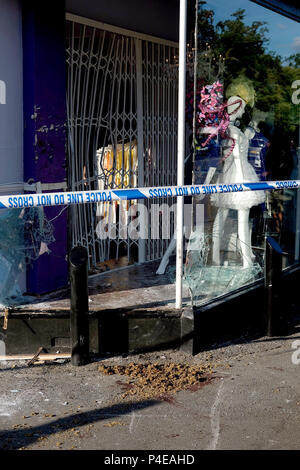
[196,2,300,147]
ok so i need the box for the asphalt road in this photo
[0,328,300,451]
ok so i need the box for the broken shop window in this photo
[0,207,55,307]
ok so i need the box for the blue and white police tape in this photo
[0,180,299,210]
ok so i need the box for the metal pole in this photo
[264,236,282,336]
[191,0,198,230]
[70,245,90,366]
[294,108,300,261]
[176,0,187,309]
[135,38,146,264]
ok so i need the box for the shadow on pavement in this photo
[0,399,160,450]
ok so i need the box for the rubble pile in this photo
[98,362,214,399]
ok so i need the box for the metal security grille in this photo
[142,41,178,261]
[66,14,178,269]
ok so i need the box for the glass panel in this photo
[181,0,300,306]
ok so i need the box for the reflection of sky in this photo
[203,0,300,60]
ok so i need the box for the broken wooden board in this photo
[0,353,71,361]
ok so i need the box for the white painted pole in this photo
[175,0,187,309]
[135,38,146,264]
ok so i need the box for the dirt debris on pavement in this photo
[103,421,127,427]
[1,329,300,450]
[98,362,216,399]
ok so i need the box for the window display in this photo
[181,0,300,306]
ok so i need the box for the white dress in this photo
[210,125,266,209]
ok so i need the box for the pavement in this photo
[1,325,300,451]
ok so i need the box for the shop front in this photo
[0,1,299,356]
[166,0,300,312]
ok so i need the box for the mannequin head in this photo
[227,95,246,122]
[225,77,255,128]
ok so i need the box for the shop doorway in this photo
[66,14,179,272]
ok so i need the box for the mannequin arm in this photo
[230,127,244,180]
[198,166,216,200]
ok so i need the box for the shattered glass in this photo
[182,227,263,306]
[0,207,55,307]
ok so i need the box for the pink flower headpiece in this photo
[197,81,242,161]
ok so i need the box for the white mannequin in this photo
[156,94,265,275]
[211,95,265,268]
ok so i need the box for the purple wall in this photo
[23,0,68,293]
